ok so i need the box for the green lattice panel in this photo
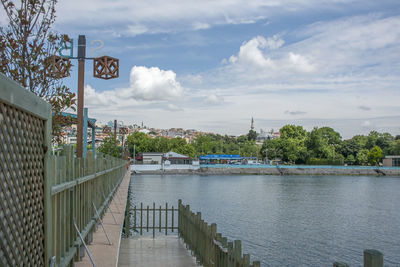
[0,100,45,266]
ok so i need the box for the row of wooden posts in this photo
[123,199,261,267]
[50,145,127,266]
[178,199,260,267]
[124,198,387,267]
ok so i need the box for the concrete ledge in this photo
[118,236,199,267]
[134,167,400,176]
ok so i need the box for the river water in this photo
[129,174,400,266]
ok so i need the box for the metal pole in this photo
[77,35,86,158]
[83,108,88,158]
[73,219,96,267]
[114,119,117,140]
[92,202,113,245]
[92,126,96,158]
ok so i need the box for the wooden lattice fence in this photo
[0,73,127,267]
[0,73,52,266]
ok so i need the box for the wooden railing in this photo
[124,201,178,237]
[178,199,261,267]
[0,74,128,266]
[50,145,127,266]
[333,249,384,267]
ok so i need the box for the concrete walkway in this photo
[118,236,200,267]
[75,170,130,267]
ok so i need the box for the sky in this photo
[4,0,400,138]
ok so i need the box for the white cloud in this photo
[265,35,285,50]
[362,120,371,127]
[84,66,184,114]
[54,0,361,35]
[230,36,275,68]
[205,94,224,105]
[287,52,315,73]
[77,14,400,139]
[192,22,211,30]
[180,74,203,86]
[167,104,182,111]
[126,25,149,36]
[118,66,184,101]
[85,85,117,106]
[227,35,314,73]
[285,110,307,115]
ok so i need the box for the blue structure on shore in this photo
[199,154,257,164]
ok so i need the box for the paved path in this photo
[75,170,130,267]
[118,236,199,267]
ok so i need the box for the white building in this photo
[142,152,164,164]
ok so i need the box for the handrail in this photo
[51,164,126,195]
[178,199,261,267]
[49,145,127,267]
[124,202,178,237]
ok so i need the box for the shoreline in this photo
[132,166,400,176]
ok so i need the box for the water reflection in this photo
[130,174,400,266]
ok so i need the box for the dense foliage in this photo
[261,126,397,165]
[124,125,400,165]
[0,0,75,142]
[112,125,397,166]
[98,135,122,158]
[126,132,259,159]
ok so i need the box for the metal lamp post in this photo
[47,34,120,158]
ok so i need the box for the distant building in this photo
[164,151,192,165]
[138,152,164,164]
[199,154,242,165]
[257,128,280,142]
[383,156,400,167]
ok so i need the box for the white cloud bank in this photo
[85,66,183,109]
[54,0,362,36]
[84,14,400,138]
[205,94,224,105]
[118,66,183,101]
[228,35,315,73]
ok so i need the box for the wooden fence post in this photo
[234,240,242,267]
[333,262,349,267]
[153,203,156,238]
[228,242,234,267]
[211,223,217,266]
[364,249,383,267]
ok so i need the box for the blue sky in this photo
[6,0,400,138]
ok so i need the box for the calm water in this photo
[129,174,400,266]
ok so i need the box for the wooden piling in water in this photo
[364,249,383,267]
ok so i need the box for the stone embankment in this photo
[199,167,400,176]
[133,166,400,176]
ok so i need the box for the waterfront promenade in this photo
[75,171,130,267]
[118,236,199,267]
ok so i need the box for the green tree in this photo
[341,136,364,158]
[280,125,307,139]
[247,129,257,141]
[345,154,356,165]
[356,149,369,165]
[168,137,187,152]
[306,127,342,161]
[367,146,383,165]
[0,0,75,141]
[127,132,153,156]
[260,125,308,164]
[389,139,400,155]
[99,136,122,158]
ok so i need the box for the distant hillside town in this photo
[59,119,280,148]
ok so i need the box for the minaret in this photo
[251,117,254,131]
